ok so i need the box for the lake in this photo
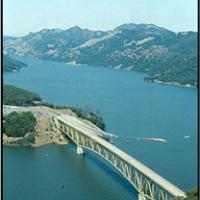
[3,57,197,200]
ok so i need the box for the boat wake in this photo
[115,136,167,143]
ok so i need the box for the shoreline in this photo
[146,79,196,88]
[3,105,103,147]
[5,55,196,89]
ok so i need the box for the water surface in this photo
[3,57,197,200]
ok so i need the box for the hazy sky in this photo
[4,0,197,36]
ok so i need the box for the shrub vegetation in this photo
[70,107,106,130]
[3,84,41,106]
[3,112,37,137]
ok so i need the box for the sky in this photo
[3,0,197,36]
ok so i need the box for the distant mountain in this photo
[3,36,18,41]
[3,24,197,86]
[3,54,27,73]
[4,27,106,60]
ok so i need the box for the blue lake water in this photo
[3,57,197,200]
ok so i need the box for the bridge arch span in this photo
[51,115,186,200]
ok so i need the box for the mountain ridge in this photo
[3,23,197,87]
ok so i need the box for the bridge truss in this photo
[51,116,186,200]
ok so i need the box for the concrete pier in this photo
[138,193,146,200]
[77,146,84,154]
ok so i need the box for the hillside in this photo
[3,84,42,106]
[3,84,106,147]
[3,54,27,72]
[3,23,197,86]
[3,27,106,60]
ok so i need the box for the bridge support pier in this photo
[77,146,84,154]
[138,193,146,200]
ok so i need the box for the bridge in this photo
[3,105,186,199]
[51,114,186,200]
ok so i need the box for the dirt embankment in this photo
[3,116,68,147]
[3,106,101,147]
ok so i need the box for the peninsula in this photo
[3,84,105,147]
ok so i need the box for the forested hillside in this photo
[3,54,27,72]
[3,85,42,106]
[3,23,197,86]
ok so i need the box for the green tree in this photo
[4,112,37,137]
[3,84,41,106]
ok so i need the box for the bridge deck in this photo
[57,114,186,198]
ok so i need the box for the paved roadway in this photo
[3,105,114,139]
